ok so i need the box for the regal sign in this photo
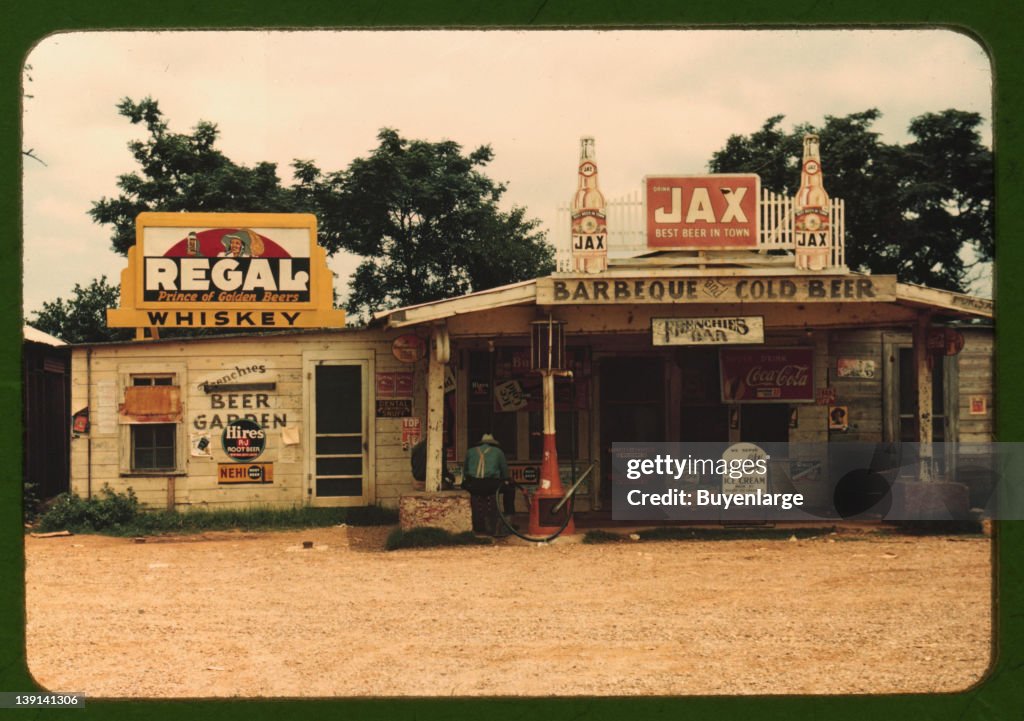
[720,348,814,403]
[107,213,345,329]
[645,175,760,250]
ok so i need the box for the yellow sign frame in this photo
[107,212,345,330]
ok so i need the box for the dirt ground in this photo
[24,525,992,698]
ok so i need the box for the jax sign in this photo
[645,174,760,250]
[107,212,346,330]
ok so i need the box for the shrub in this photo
[385,527,492,551]
[34,493,399,537]
[582,530,624,544]
[23,483,43,524]
[36,485,140,532]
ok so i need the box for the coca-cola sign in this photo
[720,348,814,403]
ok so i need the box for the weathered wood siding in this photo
[828,326,994,444]
[828,329,887,442]
[69,329,424,510]
[956,327,994,442]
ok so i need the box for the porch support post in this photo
[913,312,934,481]
[425,325,448,493]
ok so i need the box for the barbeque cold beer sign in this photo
[107,213,346,329]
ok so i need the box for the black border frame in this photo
[5,4,1020,720]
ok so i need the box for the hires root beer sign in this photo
[720,348,814,403]
[645,175,759,250]
[107,212,345,329]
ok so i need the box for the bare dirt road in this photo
[25,526,992,698]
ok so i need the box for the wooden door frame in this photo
[302,349,375,507]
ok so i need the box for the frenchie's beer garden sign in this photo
[107,212,346,329]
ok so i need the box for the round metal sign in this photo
[222,419,267,461]
[392,334,427,363]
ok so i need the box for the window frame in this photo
[131,422,178,472]
[118,364,188,476]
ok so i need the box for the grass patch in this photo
[385,527,492,551]
[34,486,398,536]
[582,530,625,544]
[890,520,985,536]
[636,526,834,542]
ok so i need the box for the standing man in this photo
[463,434,513,537]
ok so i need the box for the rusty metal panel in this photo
[119,385,182,423]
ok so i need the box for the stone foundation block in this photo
[399,491,472,533]
[891,481,970,520]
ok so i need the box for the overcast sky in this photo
[21,29,993,315]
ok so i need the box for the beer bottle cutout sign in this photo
[571,136,608,273]
[793,134,831,271]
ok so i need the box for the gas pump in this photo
[527,316,576,536]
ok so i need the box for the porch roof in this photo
[373,272,993,329]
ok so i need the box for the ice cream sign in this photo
[645,175,760,250]
[108,212,345,329]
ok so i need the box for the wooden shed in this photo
[69,327,428,510]
[24,326,71,501]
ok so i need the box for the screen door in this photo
[310,360,370,506]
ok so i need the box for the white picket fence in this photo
[555,189,846,271]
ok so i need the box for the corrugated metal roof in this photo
[23,325,67,346]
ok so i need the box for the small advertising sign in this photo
[376,372,415,398]
[645,175,759,250]
[652,316,764,346]
[927,328,966,356]
[72,407,90,434]
[720,348,814,403]
[392,335,427,363]
[721,443,769,495]
[829,406,849,431]
[395,372,414,396]
[376,399,413,418]
[222,419,267,461]
[494,380,528,412]
[190,433,212,457]
[401,417,422,451]
[969,396,987,415]
[218,463,274,484]
[376,372,396,397]
[836,358,876,379]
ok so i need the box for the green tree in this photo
[89,99,554,321]
[90,98,295,256]
[708,109,992,292]
[28,276,133,343]
[294,128,554,319]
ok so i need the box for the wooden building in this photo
[371,270,994,513]
[68,268,993,514]
[70,142,995,516]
